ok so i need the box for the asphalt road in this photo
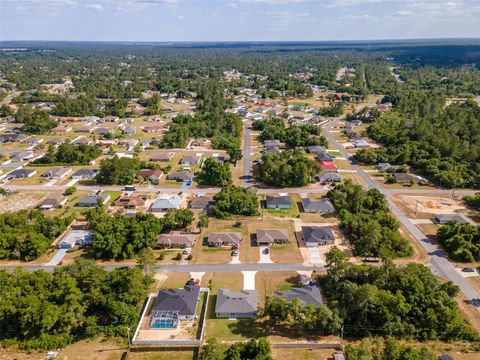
[323,118,480,309]
[0,262,322,273]
[242,120,252,188]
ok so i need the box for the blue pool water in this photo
[151,319,175,329]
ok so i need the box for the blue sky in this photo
[1,0,480,41]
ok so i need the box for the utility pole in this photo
[127,326,131,346]
[340,324,344,340]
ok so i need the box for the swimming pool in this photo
[151,319,176,329]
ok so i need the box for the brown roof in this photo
[208,232,242,244]
[256,229,289,244]
[190,196,214,207]
[157,231,196,247]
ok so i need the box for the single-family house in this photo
[376,162,393,171]
[11,150,34,162]
[434,214,470,224]
[215,289,258,319]
[143,125,164,133]
[256,229,289,245]
[76,192,110,207]
[316,172,342,183]
[207,232,241,247]
[392,173,415,185]
[150,195,181,211]
[114,195,146,209]
[352,139,370,148]
[71,169,97,179]
[58,230,92,249]
[264,139,281,148]
[137,169,163,182]
[319,161,337,171]
[7,169,37,178]
[150,282,200,328]
[265,195,292,209]
[301,198,335,213]
[156,231,196,248]
[189,195,215,209]
[100,116,119,123]
[181,156,201,166]
[302,226,335,246]
[167,171,194,182]
[333,354,346,360]
[316,152,334,161]
[51,125,72,133]
[275,285,324,308]
[150,152,174,162]
[42,166,72,180]
[37,195,68,210]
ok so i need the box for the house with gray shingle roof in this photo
[265,195,292,209]
[301,197,335,213]
[275,286,323,308]
[302,226,335,246]
[215,289,258,318]
[151,282,200,324]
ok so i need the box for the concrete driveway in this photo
[307,247,323,265]
[258,246,272,263]
[45,249,68,266]
[242,271,257,290]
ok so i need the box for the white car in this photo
[183,248,191,255]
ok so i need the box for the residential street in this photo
[323,118,480,309]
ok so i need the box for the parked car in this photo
[183,248,191,255]
[232,250,239,256]
[263,248,269,254]
[462,267,474,272]
[232,243,239,250]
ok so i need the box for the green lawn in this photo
[263,202,300,218]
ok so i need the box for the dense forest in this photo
[321,247,477,341]
[0,210,73,261]
[327,180,412,258]
[0,259,151,349]
[437,223,480,262]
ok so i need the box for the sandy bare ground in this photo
[0,191,50,214]
[391,194,469,219]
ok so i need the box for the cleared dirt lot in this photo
[392,194,470,219]
[0,191,49,214]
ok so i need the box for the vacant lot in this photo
[256,271,299,307]
[392,194,469,219]
[0,191,48,214]
[201,271,244,293]
[271,348,337,360]
[128,351,195,360]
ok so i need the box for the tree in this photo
[137,248,156,274]
[96,156,140,185]
[199,210,209,229]
[197,157,232,186]
[15,105,56,134]
[256,149,318,187]
[33,142,101,165]
[64,186,77,196]
[199,338,224,360]
[227,146,243,166]
[212,185,259,218]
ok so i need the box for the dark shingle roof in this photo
[275,286,324,308]
[302,226,335,243]
[301,198,335,213]
[266,195,292,207]
[215,289,258,314]
[152,284,200,316]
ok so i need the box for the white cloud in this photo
[340,13,373,20]
[325,0,383,7]
[85,3,103,11]
[266,10,311,26]
[240,0,306,4]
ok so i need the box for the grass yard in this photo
[153,272,192,290]
[271,348,337,360]
[201,271,244,293]
[127,351,195,360]
[255,271,300,307]
[262,198,300,219]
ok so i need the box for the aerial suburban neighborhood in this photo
[1,3,480,359]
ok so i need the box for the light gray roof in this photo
[302,226,335,243]
[435,214,469,224]
[157,231,196,247]
[301,198,335,213]
[275,286,324,308]
[317,172,342,182]
[256,229,289,244]
[76,193,109,207]
[215,289,258,314]
[208,232,242,244]
[151,195,181,210]
[72,169,97,178]
[168,171,194,181]
[307,146,327,154]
